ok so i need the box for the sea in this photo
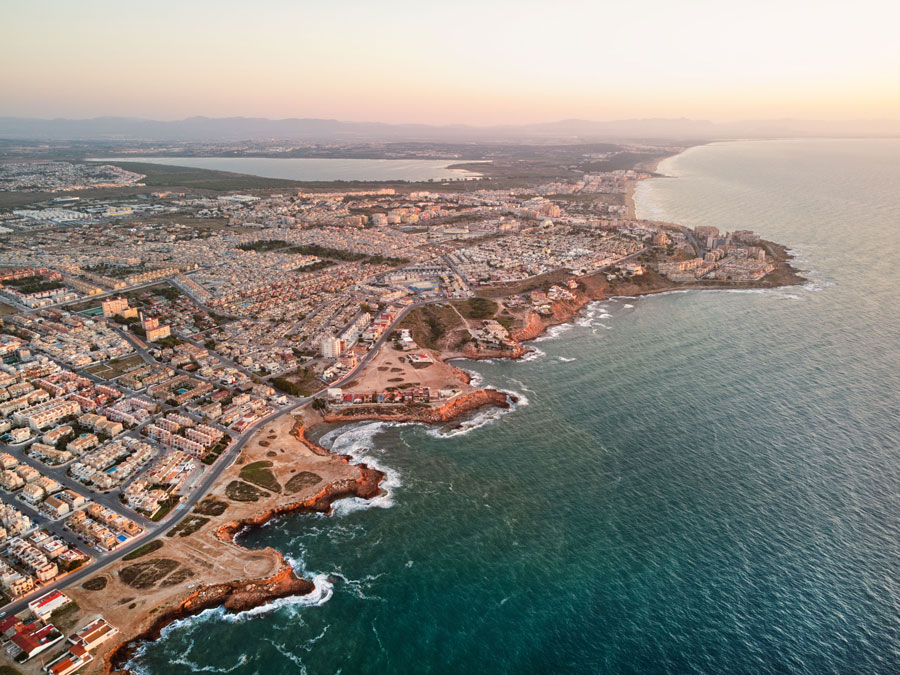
[130,139,900,674]
[90,157,482,182]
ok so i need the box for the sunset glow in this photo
[3,0,899,124]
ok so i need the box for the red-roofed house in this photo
[28,590,71,621]
[46,643,92,675]
[10,622,64,660]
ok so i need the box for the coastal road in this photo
[0,392,315,619]
[0,297,437,618]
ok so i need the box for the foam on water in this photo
[517,346,546,362]
[134,139,900,675]
[533,322,575,342]
[264,629,334,674]
[331,571,387,601]
[126,573,333,674]
[506,377,535,394]
[170,653,250,674]
[425,388,527,438]
[318,422,403,514]
[452,365,484,387]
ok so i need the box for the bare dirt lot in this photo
[61,411,365,674]
[345,341,473,395]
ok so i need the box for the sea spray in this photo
[318,422,403,514]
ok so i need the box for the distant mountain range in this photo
[1,115,898,142]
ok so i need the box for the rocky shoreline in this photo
[103,235,804,674]
[105,442,384,674]
[483,248,806,362]
[321,387,512,425]
[105,566,314,673]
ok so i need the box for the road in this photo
[0,294,410,617]
[0,285,560,617]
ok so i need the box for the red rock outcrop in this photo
[105,442,384,674]
[106,566,313,672]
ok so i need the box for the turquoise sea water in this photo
[132,139,900,674]
[90,157,482,181]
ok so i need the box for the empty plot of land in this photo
[285,471,322,494]
[239,461,281,493]
[225,480,270,502]
[119,558,181,589]
[85,354,146,379]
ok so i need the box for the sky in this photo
[2,0,899,125]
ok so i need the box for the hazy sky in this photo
[2,0,899,124]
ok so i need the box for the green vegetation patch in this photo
[285,471,323,495]
[194,498,228,516]
[96,161,308,191]
[81,576,108,591]
[50,599,79,619]
[237,239,289,252]
[2,278,63,294]
[150,495,180,521]
[86,353,145,380]
[368,255,409,267]
[119,558,180,589]
[166,515,210,538]
[284,243,367,261]
[122,540,164,561]
[271,366,323,397]
[454,297,498,320]
[225,480,269,502]
[298,259,335,272]
[160,567,195,587]
[83,263,149,279]
[239,461,281,493]
[397,304,463,350]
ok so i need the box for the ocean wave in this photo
[623,303,635,309]
[558,356,577,362]
[265,637,309,672]
[802,279,835,292]
[331,571,386,601]
[263,624,329,671]
[500,387,529,407]
[424,404,509,438]
[517,346,545,362]
[458,366,484,387]
[506,377,535,394]
[240,573,334,616]
[318,422,403,513]
[170,653,250,673]
[425,387,527,438]
[643,289,691,298]
[533,322,574,342]
[125,574,334,673]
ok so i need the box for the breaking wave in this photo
[425,387,527,438]
[318,422,403,514]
